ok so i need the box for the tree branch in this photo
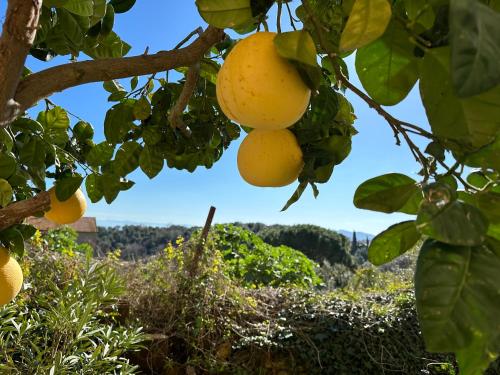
[168,63,200,137]
[0,0,42,125]
[0,191,50,232]
[5,26,225,126]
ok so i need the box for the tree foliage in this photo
[0,0,499,372]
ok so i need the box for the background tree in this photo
[0,0,499,373]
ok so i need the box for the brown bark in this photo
[0,191,50,231]
[168,63,201,137]
[10,27,224,124]
[188,206,216,278]
[0,0,42,125]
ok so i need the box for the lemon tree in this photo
[0,0,499,372]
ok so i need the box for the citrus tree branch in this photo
[4,26,225,127]
[168,63,200,137]
[0,0,42,125]
[0,191,50,231]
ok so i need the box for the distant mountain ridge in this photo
[95,222,367,266]
[96,219,375,240]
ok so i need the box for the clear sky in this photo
[2,2,432,234]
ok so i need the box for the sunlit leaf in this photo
[368,221,421,266]
[340,0,392,52]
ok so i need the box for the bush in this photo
[120,232,464,374]
[256,224,353,267]
[42,227,93,257]
[211,224,322,288]
[124,235,252,373]
[0,245,144,374]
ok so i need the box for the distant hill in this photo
[244,223,354,267]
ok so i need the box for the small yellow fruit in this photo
[0,247,23,306]
[217,32,311,130]
[237,129,304,187]
[44,188,87,225]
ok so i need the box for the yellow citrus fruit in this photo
[216,32,311,130]
[237,129,304,187]
[44,187,87,225]
[0,247,23,306]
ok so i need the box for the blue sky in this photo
[3,2,432,234]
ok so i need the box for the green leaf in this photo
[100,4,115,37]
[466,171,498,191]
[339,0,392,52]
[416,201,489,246]
[450,0,500,97]
[103,80,125,93]
[19,137,46,169]
[398,189,423,215]
[355,22,419,106]
[0,152,17,179]
[37,106,70,145]
[91,0,107,25]
[85,173,104,203]
[274,30,318,67]
[87,142,114,167]
[463,135,500,171]
[460,191,500,228]
[55,174,83,201]
[139,145,164,179]
[456,334,499,375]
[130,76,139,90]
[282,182,308,211]
[14,224,36,241]
[415,239,500,353]
[43,0,69,7]
[419,47,500,150]
[196,0,252,29]
[0,228,25,257]
[404,0,435,30]
[63,0,93,16]
[104,100,135,144]
[113,141,142,176]
[11,117,45,135]
[84,31,131,59]
[142,126,162,146]
[133,96,151,120]
[100,173,121,203]
[0,128,14,152]
[0,178,13,207]
[45,9,84,55]
[353,173,419,213]
[73,121,94,140]
[109,0,136,13]
[424,141,446,162]
[368,221,421,266]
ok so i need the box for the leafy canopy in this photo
[0,0,499,373]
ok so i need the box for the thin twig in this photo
[285,2,297,30]
[168,63,200,137]
[174,27,204,50]
[277,1,283,33]
[437,160,479,192]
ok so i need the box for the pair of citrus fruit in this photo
[216,32,311,187]
[0,188,87,306]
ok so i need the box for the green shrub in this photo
[211,224,322,288]
[0,248,144,374]
[256,224,353,267]
[43,227,93,257]
[124,235,252,373]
